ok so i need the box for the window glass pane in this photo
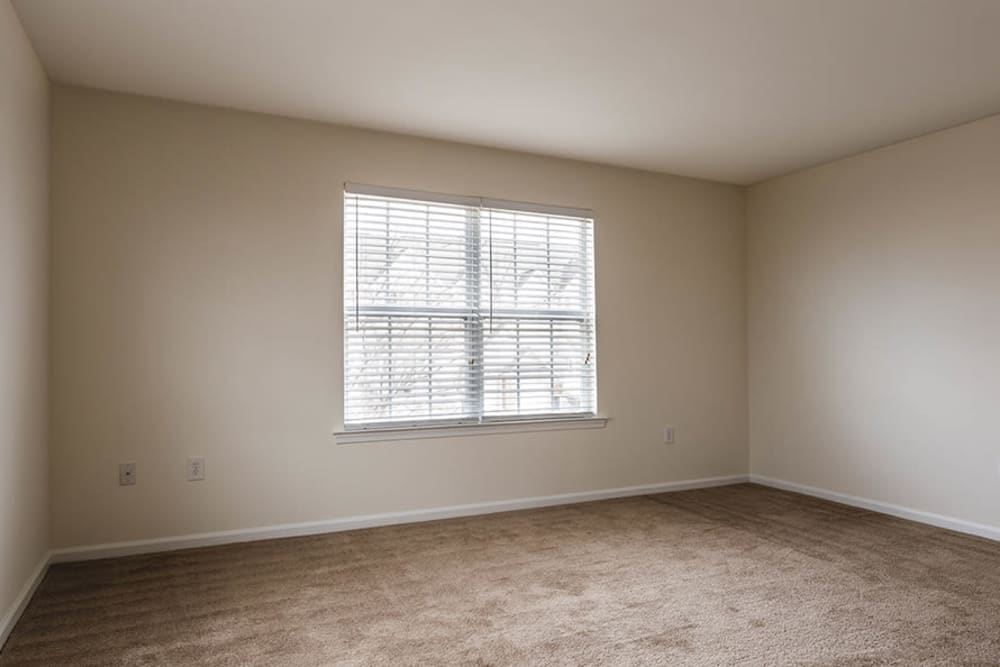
[351,197,476,310]
[345,314,474,424]
[482,318,594,417]
[483,210,593,313]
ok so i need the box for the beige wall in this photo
[0,0,49,628]
[50,86,748,549]
[748,115,1000,529]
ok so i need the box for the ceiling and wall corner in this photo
[13,0,1000,185]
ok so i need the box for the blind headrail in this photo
[345,182,594,220]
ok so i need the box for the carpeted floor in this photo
[2,483,1000,665]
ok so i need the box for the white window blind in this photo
[344,184,596,430]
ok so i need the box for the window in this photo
[344,184,596,431]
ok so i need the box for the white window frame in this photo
[337,183,604,443]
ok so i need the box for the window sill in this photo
[334,416,608,445]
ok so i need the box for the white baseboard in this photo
[750,474,1000,543]
[0,552,50,652]
[50,474,749,564]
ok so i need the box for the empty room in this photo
[2,0,1000,664]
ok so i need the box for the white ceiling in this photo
[13,0,1000,184]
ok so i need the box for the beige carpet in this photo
[2,484,1000,666]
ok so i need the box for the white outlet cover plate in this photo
[187,457,206,481]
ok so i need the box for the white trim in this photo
[335,416,608,444]
[0,552,50,652]
[479,197,593,219]
[750,475,1000,543]
[49,474,747,564]
[344,182,594,219]
[345,182,481,208]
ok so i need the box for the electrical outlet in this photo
[119,462,136,486]
[663,426,675,444]
[187,457,205,481]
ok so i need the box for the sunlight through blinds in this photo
[344,185,595,429]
